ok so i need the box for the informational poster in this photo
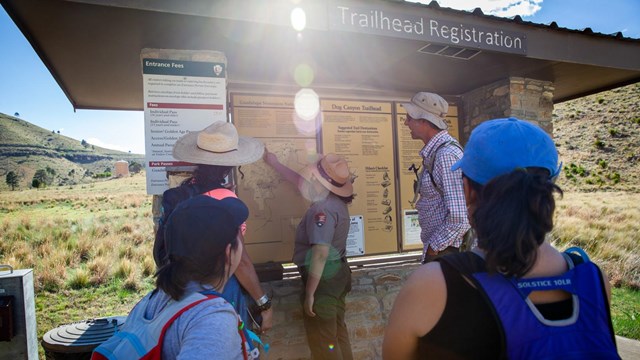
[320,99,397,254]
[347,216,365,256]
[232,94,318,263]
[395,102,460,250]
[403,210,422,246]
[142,49,227,194]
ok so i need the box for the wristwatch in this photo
[255,294,272,312]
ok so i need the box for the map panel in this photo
[233,94,317,263]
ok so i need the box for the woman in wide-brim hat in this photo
[263,149,355,360]
[154,121,274,348]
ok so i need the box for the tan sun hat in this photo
[401,92,449,130]
[173,122,264,166]
[300,153,354,197]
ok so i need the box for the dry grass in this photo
[552,192,640,289]
[1,170,638,352]
[0,174,154,293]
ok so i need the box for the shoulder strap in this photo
[437,252,508,359]
[563,247,590,266]
[425,140,463,196]
[92,292,222,360]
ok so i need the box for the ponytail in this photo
[473,168,562,277]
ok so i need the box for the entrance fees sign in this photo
[142,53,227,194]
[395,103,460,250]
[232,94,318,263]
[320,99,397,254]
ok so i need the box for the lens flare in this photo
[291,8,306,32]
[293,89,320,136]
[294,89,319,121]
[294,63,314,87]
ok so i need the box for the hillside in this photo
[1,82,638,191]
[0,113,144,190]
[553,82,640,192]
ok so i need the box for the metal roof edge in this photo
[399,0,640,43]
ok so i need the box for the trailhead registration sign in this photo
[142,50,227,194]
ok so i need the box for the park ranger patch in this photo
[315,212,326,227]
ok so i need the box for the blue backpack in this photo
[91,290,249,360]
[439,247,620,359]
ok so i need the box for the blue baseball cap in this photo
[165,195,248,266]
[451,118,561,185]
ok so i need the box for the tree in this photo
[14,112,19,117]
[32,169,51,188]
[129,161,143,174]
[5,171,19,190]
[81,139,89,148]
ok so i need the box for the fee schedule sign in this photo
[142,50,227,194]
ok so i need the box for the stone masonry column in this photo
[460,77,555,141]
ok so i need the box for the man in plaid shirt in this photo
[402,92,471,263]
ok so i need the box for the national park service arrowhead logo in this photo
[314,212,326,227]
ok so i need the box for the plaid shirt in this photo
[416,131,470,252]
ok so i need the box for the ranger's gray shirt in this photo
[293,192,350,266]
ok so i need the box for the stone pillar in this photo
[461,77,555,141]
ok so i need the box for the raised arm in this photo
[263,147,305,187]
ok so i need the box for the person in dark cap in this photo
[402,92,470,263]
[264,149,355,360]
[383,118,618,359]
[153,121,272,353]
[94,195,250,359]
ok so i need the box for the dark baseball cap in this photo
[164,195,249,266]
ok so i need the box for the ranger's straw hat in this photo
[300,153,354,197]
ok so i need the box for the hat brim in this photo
[401,103,448,130]
[173,131,265,166]
[299,164,354,197]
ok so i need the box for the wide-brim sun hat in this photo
[401,92,449,130]
[451,117,561,185]
[299,153,354,197]
[173,121,264,166]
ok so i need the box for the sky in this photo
[1,0,639,155]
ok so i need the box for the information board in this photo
[320,99,398,255]
[232,94,318,263]
[395,103,460,250]
[142,49,227,194]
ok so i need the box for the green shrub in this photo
[594,139,605,149]
[597,159,608,169]
[609,172,621,184]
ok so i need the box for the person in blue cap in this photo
[383,118,619,359]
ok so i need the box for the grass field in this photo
[0,174,638,355]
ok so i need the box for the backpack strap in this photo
[424,140,463,196]
[92,291,231,360]
[200,289,250,360]
[437,252,508,359]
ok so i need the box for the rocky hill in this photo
[0,113,144,190]
[553,82,640,192]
